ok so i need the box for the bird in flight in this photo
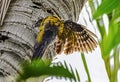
[32,16,97,59]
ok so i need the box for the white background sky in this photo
[43,1,118,82]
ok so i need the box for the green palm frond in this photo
[93,0,120,19]
[16,59,77,82]
[89,0,120,81]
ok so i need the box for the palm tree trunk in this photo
[0,0,87,81]
[0,0,11,25]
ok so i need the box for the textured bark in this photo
[0,0,11,26]
[0,0,87,81]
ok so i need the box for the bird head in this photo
[37,16,64,43]
[32,16,98,59]
[32,16,64,59]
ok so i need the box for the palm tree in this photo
[0,0,86,81]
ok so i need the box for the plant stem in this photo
[81,53,91,82]
[88,0,95,13]
[111,47,119,82]
[103,56,111,80]
[89,0,106,39]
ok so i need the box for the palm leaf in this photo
[16,59,76,82]
[94,0,120,18]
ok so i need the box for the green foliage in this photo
[89,0,120,82]
[81,53,91,82]
[16,59,76,82]
[75,69,80,81]
[94,0,120,18]
[16,0,120,82]
[112,8,120,21]
[101,22,120,56]
[93,0,120,56]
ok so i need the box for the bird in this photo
[32,15,98,59]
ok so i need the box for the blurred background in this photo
[0,0,120,82]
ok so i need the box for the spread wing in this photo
[55,20,98,55]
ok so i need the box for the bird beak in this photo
[32,30,57,59]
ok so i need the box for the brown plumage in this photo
[55,20,97,55]
[33,16,97,59]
